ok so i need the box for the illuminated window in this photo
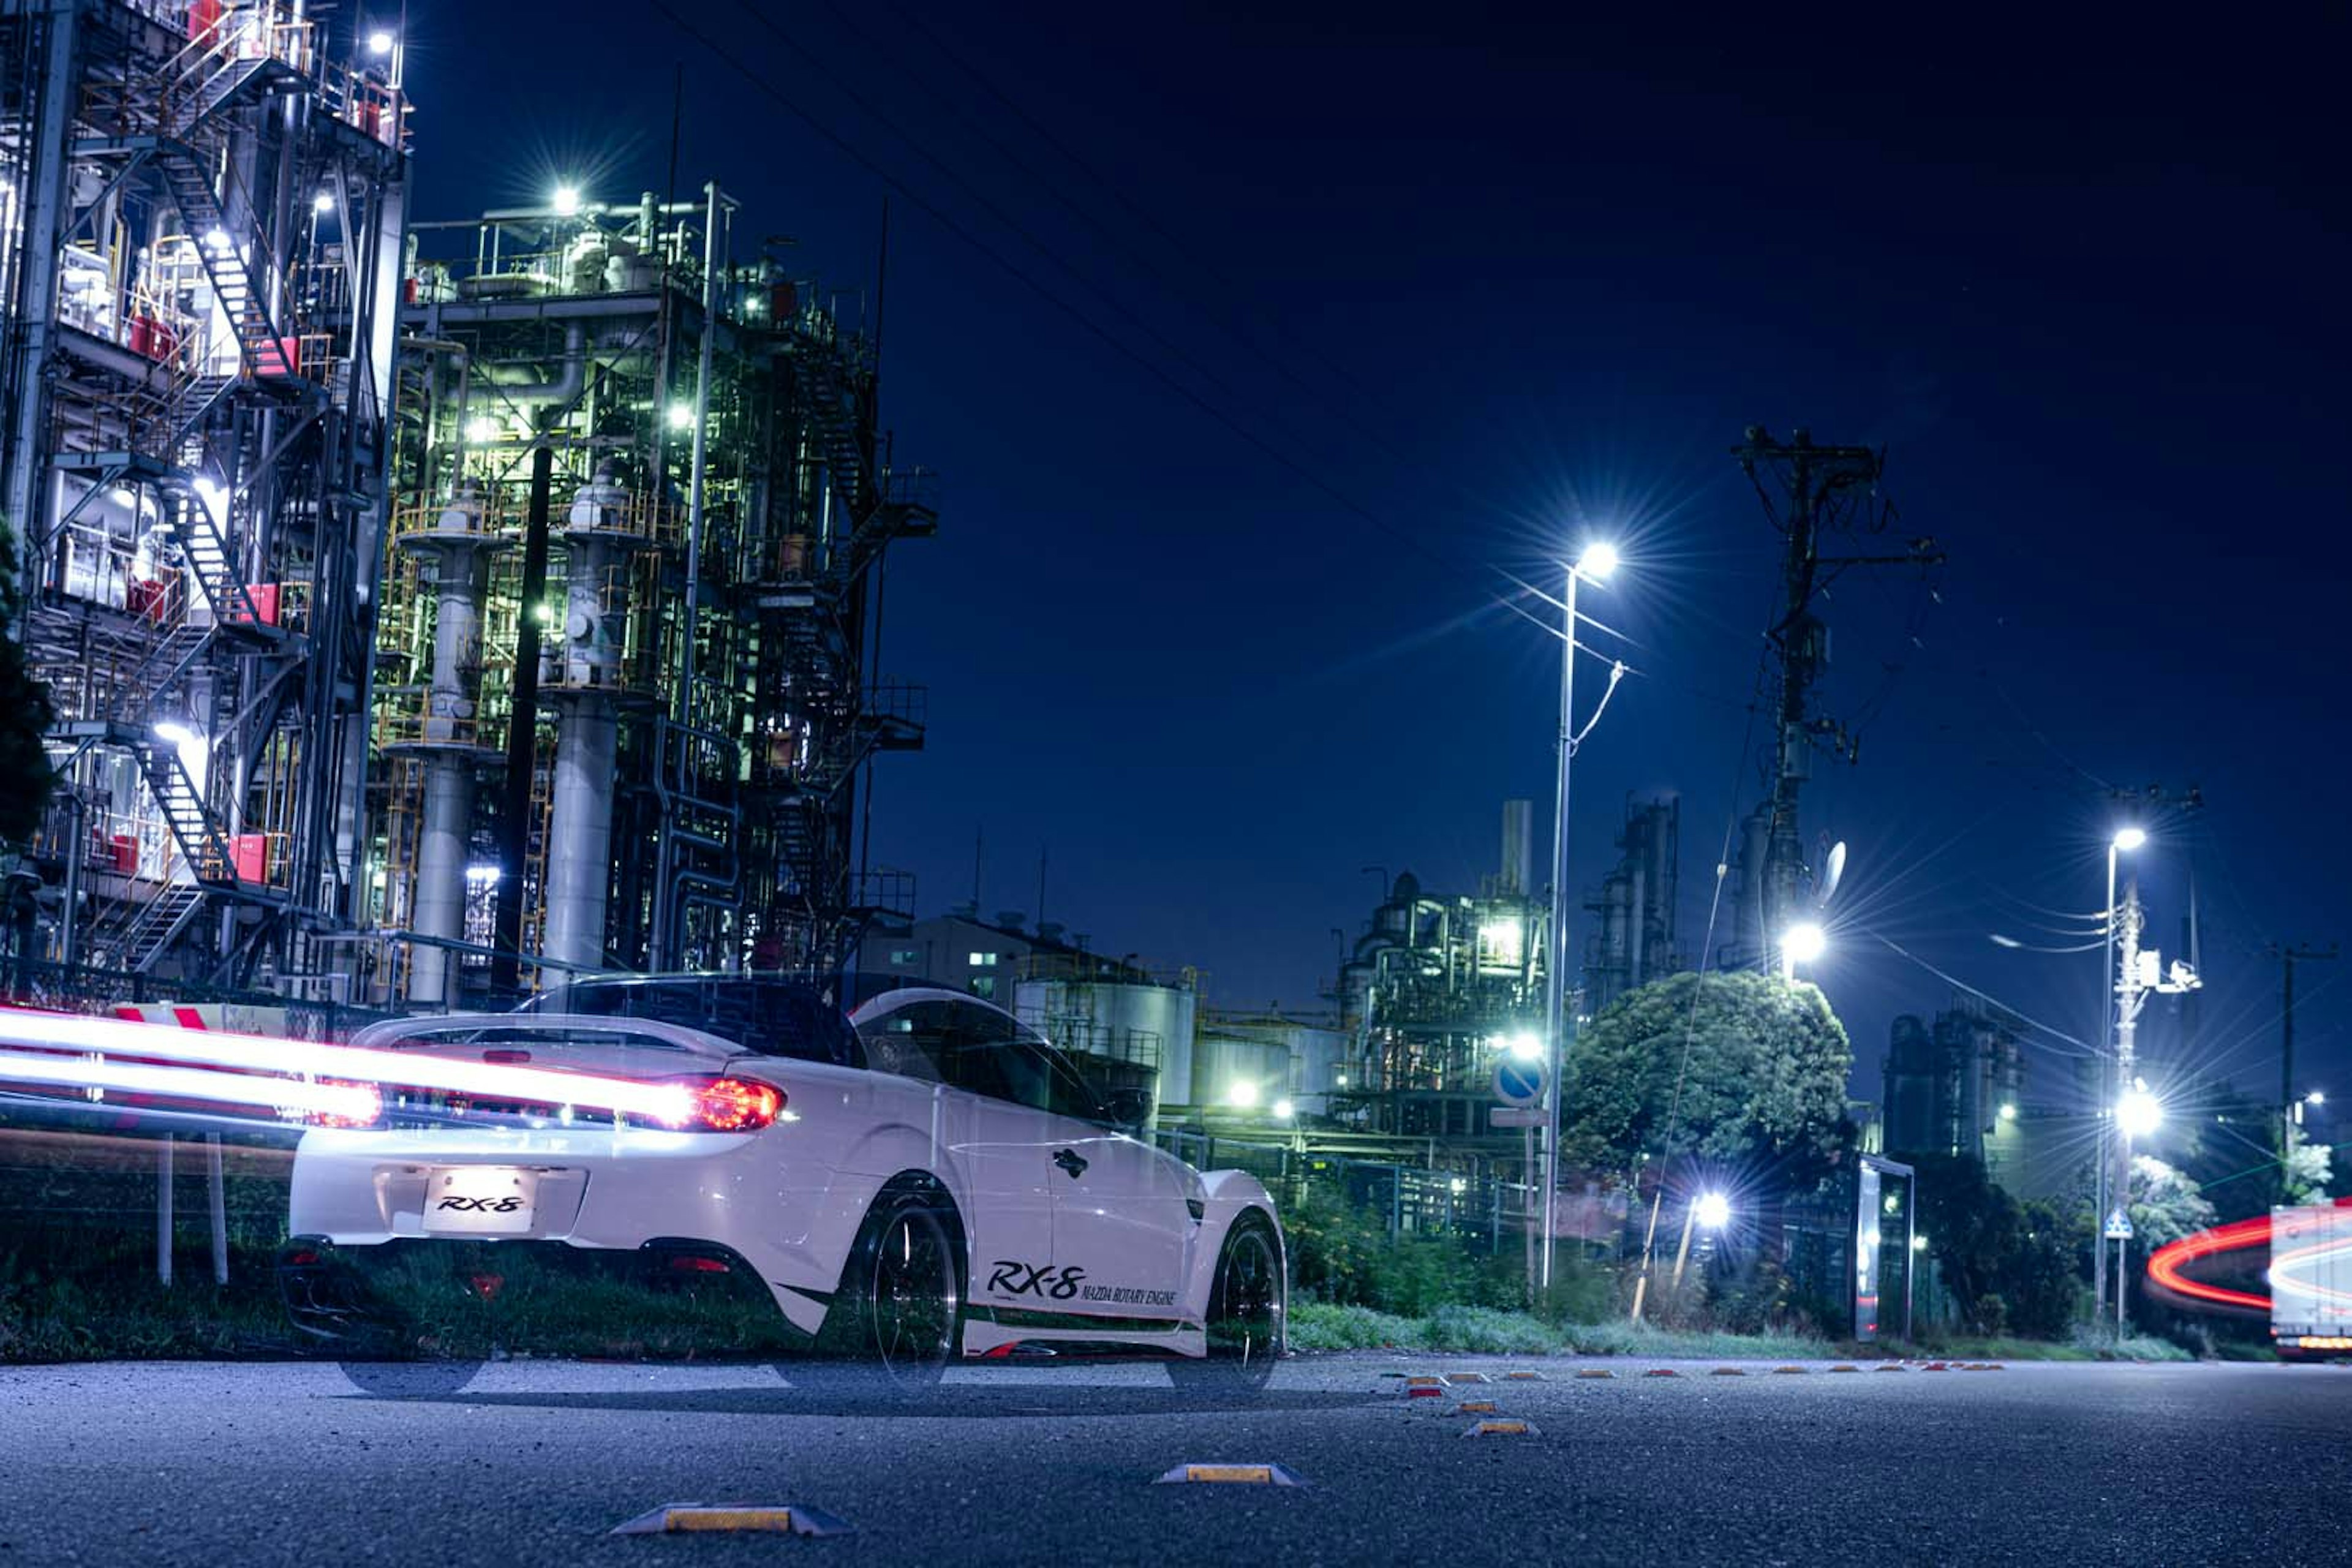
[969,951,999,968]
[889,948,919,966]
[970,976,997,1000]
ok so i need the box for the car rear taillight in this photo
[646,1075,783,1133]
[304,1079,383,1129]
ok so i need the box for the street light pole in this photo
[2113,879,2145,1335]
[1540,542,1619,1294]
[2094,840,2118,1321]
[1540,562,1578,1295]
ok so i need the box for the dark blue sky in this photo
[418,2,2350,1118]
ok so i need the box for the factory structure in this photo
[3,0,932,1006]
[1881,1001,2029,1184]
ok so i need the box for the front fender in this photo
[1186,1169,1286,1335]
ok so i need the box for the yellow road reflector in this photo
[1457,1400,1499,1414]
[1772,1366,1807,1375]
[1463,1419,1537,1438]
[1710,1367,1746,1377]
[1964,1362,2005,1371]
[1502,1370,1545,1381]
[1643,1368,1680,1378]
[1446,1371,1492,1385]
[1153,1463,1310,1487]
[1828,1363,1861,1373]
[609,1503,853,1537]
[1875,1364,1905,1373]
[1403,1375,1445,1386]
[1575,1368,1614,1379]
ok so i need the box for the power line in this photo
[649,0,1572,647]
[876,0,1379,414]
[1869,931,2101,1058]
[813,0,1388,450]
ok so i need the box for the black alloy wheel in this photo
[1169,1213,1284,1393]
[866,1199,961,1381]
[793,1185,964,1397]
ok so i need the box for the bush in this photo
[1283,1185,1531,1316]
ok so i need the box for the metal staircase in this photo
[165,53,281,141]
[108,619,214,728]
[154,471,270,628]
[790,334,873,522]
[150,144,292,375]
[107,884,211,973]
[136,737,241,887]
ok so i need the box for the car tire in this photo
[787,1184,964,1397]
[1167,1212,1284,1395]
[336,1359,483,1398]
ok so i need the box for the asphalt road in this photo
[2,1354,2344,1567]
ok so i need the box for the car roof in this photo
[846,984,1020,1024]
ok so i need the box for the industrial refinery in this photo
[2,0,933,1008]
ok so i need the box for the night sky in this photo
[417,4,2350,1119]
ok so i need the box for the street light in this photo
[1498,1030,1543,1063]
[2118,1084,2164,1140]
[1225,1080,1259,1110]
[552,184,582,217]
[1781,921,1827,979]
[1670,1191,1730,1295]
[1271,1098,1295,1122]
[366,29,394,56]
[1540,538,1623,1294]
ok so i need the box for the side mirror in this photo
[1101,1087,1153,1131]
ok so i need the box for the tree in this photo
[0,521,53,843]
[2128,1155,2217,1249]
[1560,970,1855,1180]
[2283,1141,2333,1205]
[1903,1153,2082,1338]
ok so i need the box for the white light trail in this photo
[0,1011,698,1123]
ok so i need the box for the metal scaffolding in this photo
[3,0,408,993]
[364,181,933,1006]
[2,4,935,1009]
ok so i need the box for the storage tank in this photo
[1013,974,1196,1110]
[1286,1022,1348,1112]
[1189,1028,1289,1111]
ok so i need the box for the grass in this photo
[1901,1330,2192,1364]
[1286,1302,2201,1363]
[1287,1301,1825,1360]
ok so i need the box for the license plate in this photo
[423,1167,537,1235]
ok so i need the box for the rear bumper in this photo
[277,1235,809,1357]
[288,1126,873,1337]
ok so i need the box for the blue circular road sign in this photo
[1493,1057,1545,1106]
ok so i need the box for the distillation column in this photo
[386,488,508,1005]
[540,464,649,974]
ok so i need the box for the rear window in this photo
[530,978,863,1067]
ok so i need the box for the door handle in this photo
[1053,1148,1088,1179]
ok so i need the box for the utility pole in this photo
[1732,428,1940,964]
[2273,941,2339,1182]
[2112,881,2146,1333]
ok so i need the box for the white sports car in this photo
[281,977,1285,1392]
